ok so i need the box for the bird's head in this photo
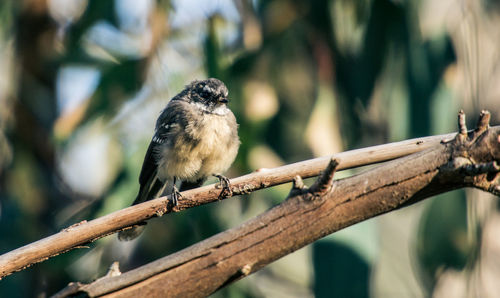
[188,78,230,111]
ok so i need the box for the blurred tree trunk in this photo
[6,0,61,262]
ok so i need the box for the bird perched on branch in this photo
[118,78,240,241]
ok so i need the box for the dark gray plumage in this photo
[118,78,240,241]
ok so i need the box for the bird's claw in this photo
[213,174,233,199]
[171,185,182,207]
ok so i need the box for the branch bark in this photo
[0,131,459,279]
[52,111,500,297]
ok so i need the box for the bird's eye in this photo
[201,85,212,98]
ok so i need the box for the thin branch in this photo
[0,130,482,279]
[53,110,500,298]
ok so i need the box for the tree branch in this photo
[0,131,459,279]
[52,110,500,297]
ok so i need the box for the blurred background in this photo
[0,0,499,297]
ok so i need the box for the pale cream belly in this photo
[157,112,239,182]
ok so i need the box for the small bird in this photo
[118,78,240,241]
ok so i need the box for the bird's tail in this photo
[118,176,171,241]
[117,223,147,241]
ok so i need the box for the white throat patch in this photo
[193,102,229,116]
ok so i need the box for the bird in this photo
[118,78,240,241]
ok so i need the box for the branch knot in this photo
[309,158,339,198]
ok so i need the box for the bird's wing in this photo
[131,141,163,206]
[132,101,187,205]
[137,141,159,188]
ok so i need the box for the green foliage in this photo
[416,191,472,290]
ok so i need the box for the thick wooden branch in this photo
[54,111,500,297]
[0,131,460,279]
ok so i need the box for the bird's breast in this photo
[193,113,233,150]
[187,112,239,179]
[159,111,239,181]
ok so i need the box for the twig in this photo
[53,110,500,298]
[0,129,486,279]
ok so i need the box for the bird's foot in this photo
[171,185,182,207]
[213,174,233,199]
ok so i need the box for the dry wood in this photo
[52,111,500,297]
[0,131,460,279]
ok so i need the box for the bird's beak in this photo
[219,97,228,104]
